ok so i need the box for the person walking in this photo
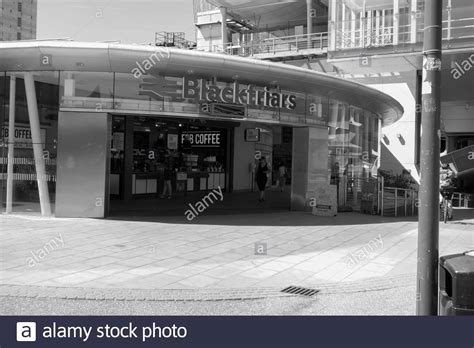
[160,157,173,199]
[277,162,288,192]
[256,156,270,202]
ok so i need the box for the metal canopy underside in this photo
[207,0,327,30]
[0,41,403,127]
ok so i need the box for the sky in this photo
[37,0,196,44]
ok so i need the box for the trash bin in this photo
[438,251,474,315]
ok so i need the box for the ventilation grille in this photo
[281,286,320,297]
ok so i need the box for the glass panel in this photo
[1,72,59,215]
[114,72,164,113]
[0,73,6,212]
[306,94,329,126]
[60,71,114,110]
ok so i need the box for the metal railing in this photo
[452,192,474,208]
[213,32,328,57]
[334,14,474,50]
[380,186,419,217]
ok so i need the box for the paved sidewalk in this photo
[1,210,472,298]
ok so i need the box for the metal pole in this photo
[416,0,442,316]
[6,76,16,213]
[24,72,52,216]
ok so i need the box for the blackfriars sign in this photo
[182,76,297,111]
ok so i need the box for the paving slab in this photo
[1,210,472,299]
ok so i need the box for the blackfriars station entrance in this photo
[0,41,403,218]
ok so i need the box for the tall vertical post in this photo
[220,6,227,50]
[24,72,52,216]
[329,0,337,51]
[6,76,16,213]
[351,10,356,47]
[362,0,367,47]
[416,0,442,316]
[410,0,418,43]
[393,0,400,45]
[307,0,313,49]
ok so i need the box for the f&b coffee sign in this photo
[181,131,221,148]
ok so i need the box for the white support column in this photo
[410,0,417,43]
[351,10,356,48]
[24,72,52,216]
[220,6,228,49]
[393,0,399,45]
[375,10,380,45]
[329,0,337,50]
[362,0,367,46]
[367,10,372,46]
[341,3,346,47]
[6,76,16,214]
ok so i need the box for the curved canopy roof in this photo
[0,41,403,127]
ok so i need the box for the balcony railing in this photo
[213,32,328,57]
[334,12,474,51]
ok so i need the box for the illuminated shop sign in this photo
[182,76,297,111]
[181,131,221,148]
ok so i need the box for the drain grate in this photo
[281,286,320,297]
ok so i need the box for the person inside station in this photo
[256,156,270,202]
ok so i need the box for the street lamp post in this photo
[416,0,443,315]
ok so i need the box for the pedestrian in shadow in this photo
[161,156,173,199]
[277,162,288,192]
[256,156,270,202]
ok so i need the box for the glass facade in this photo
[0,70,385,215]
[328,101,380,210]
[0,72,59,214]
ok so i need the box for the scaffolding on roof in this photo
[155,32,196,49]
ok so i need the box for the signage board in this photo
[311,184,337,217]
[245,128,260,142]
[182,76,297,110]
[167,134,178,150]
[181,131,221,148]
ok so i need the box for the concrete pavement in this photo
[0,210,472,301]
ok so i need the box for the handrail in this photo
[214,32,328,56]
[381,184,418,217]
[335,13,474,50]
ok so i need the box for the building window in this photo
[17,32,21,40]
[18,2,23,12]
[17,17,22,27]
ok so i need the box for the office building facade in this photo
[0,0,37,41]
